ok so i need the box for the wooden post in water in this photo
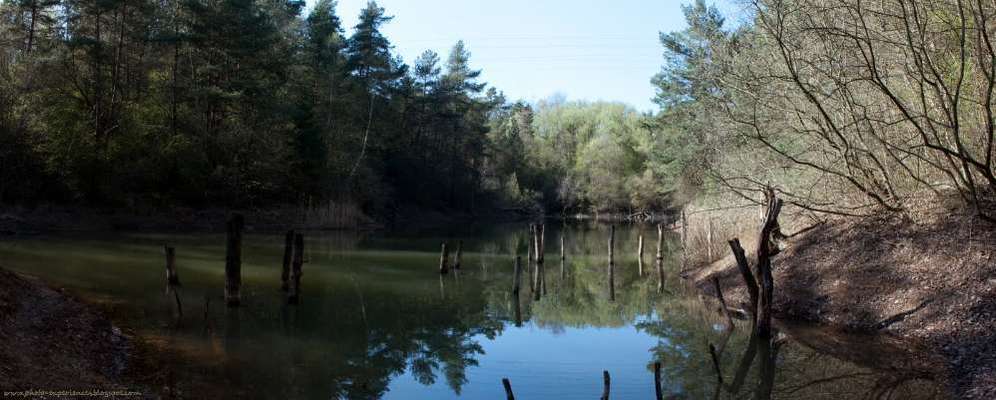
[608,225,615,302]
[512,256,522,295]
[653,362,663,400]
[164,245,182,318]
[559,233,566,280]
[637,235,645,277]
[502,378,515,400]
[454,240,463,270]
[712,277,736,330]
[656,224,665,293]
[288,233,304,305]
[165,245,180,287]
[281,230,294,291]
[224,214,244,307]
[439,243,449,274]
[601,370,611,400]
[533,224,545,300]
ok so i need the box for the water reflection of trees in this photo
[193,225,945,399]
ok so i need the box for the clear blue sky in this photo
[326,0,744,112]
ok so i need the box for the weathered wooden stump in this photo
[224,214,244,307]
[281,230,294,292]
[165,245,180,287]
[164,245,182,318]
[512,256,522,295]
[287,233,304,305]
[439,243,449,274]
[637,234,645,276]
[756,190,783,338]
[454,240,463,270]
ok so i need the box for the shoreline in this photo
[684,204,996,399]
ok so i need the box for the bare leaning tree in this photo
[713,0,996,220]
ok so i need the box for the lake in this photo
[0,223,948,399]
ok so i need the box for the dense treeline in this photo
[652,0,996,221]
[0,0,500,216]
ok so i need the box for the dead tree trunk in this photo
[281,230,294,291]
[224,214,244,307]
[287,233,304,305]
[728,239,759,319]
[637,234,645,276]
[756,189,783,339]
[454,240,463,270]
[439,243,449,274]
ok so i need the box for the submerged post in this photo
[224,214,244,307]
[287,233,304,304]
[712,277,736,330]
[502,378,515,400]
[165,245,180,287]
[281,230,294,291]
[512,256,522,295]
[439,243,449,275]
[653,362,663,400]
[656,224,665,293]
[559,233,566,280]
[533,224,545,300]
[601,370,611,400]
[454,240,463,270]
[637,234,645,276]
[608,225,615,302]
[165,245,182,318]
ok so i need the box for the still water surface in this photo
[0,223,947,399]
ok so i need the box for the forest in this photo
[2,0,995,222]
[0,0,663,219]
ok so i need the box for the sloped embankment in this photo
[689,203,996,399]
[0,268,134,393]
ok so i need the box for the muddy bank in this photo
[0,268,139,395]
[687,202,996,399]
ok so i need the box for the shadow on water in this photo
[0,222,951,399]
